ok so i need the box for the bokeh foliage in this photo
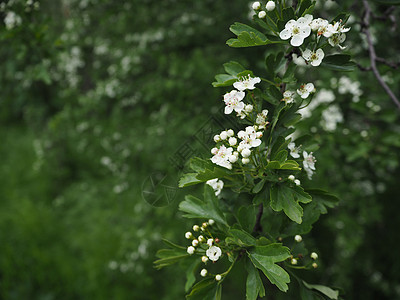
[0,0,399,299]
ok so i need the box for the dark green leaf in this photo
[228,229,257,247]
[246,259,265,300]
[185,260,201,292]
[227,22,281,48]
[223,61,246,76]
[187,278,222,300]
[302,281,340,300]
[238,205,257,232]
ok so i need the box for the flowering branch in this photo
[361,0,400,111]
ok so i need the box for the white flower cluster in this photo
[223,74,260,118]
[280,14,350,66]
[281,82,315,105]
[211,126,263,169]
[206,178,224,196]
[303,151,316,179]
[3,11,22,30]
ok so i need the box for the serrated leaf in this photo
[228,229,257,247]
[179,186,228,226]
[253,179,266,193]
[223,61,246,76]
[321,54,356,72]
[246,259,265,300]
[270,184,312,223]
[306,189,339,214]
[272,150,288,164]
[212,74,237,87]
[154,249,188,269]
[280,160,301,170]
[302,281,339,300]
[187,278,222,300]
[185,259,201,292]
[238,205,257,232]
[179,173,203,187]
[248,244,291,292]
[227,22,279,48]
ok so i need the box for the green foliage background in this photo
[0,0,399,299]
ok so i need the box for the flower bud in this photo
[227,129,234,137]
[213,135,220,143]
[198,235,206,242]
[252,1,261,10]
[242,148,251,158]
[233,151,239,157]
[311,252,318,260]
[294,179,301,186]
[200,269,208,277]
[258,11,266,18]
[207,239,213,247]
[291,258,298,265]
[202,256,209,263]
[312,262,318,268]
[228,155,238,163]
[193,225,200,232]
[187,246,195,255]
[211,147,218,155]
[208,219,215,225]
[229,137,237,146]
[202,222,208,228]
[215,274,222,281]
[262,109,269,117]
[185,232,193,239]
[288,175,295,181]
[294,235,302,242]
[220,131,228,140]
[242,158,250,164]
[256,132,263,138]
[266,1,276,11]
[192,239,199,247]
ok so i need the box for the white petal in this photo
[224,106,233,114]
[290,35,304,47]
[233,82,245,91]
[302,49,312,60]
[279,29,292,40]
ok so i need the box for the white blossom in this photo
[228,137,237,146]
[282,90,295,104]
[266,1,276,11]
[211,145,234,169]
[303,151,316,179]
[206,178,224,196]
[288,175,295,181]
[241,148,251,158]
[187,246,195,255]
[311,252,318,260]
[292,53,307,66]
[242,158,250,164]
[288,142,301,158]
[328,33,347,49]
[245,104,254,113]
[4,11,22,30]
[294,179,301,186]
[208,219,215,225]
[185,232,193,239]
[310,18,328,32]
[202,256,209,263]
[297,83,315,99]
[192,239,199,247]
[252,1,261,10]
[206,246,222,262]
[294,235,303,242]
[207,239,214,247]
[238,126,262,148]
[258,11,266,18]
[279,17,312,47]
[193,225,200,232]
[215,274,222,281]
[291,258,298,265]
[302,48,324,66]
[233,75,261,91]
[223,90,245,114]
[227,129,234,137]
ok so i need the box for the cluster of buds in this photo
[252,1,276,19]
[288,175,301,186]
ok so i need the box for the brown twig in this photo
[253,203,264,233]
[362,0,400,111]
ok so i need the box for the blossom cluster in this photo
[252,1,276,19]
[185,220,224,281]
[288,141,317,180]
[279,14,350,66]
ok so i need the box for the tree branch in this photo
[253,203,264,233]
[362,0,400,111]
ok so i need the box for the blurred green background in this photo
[1,0,400,299]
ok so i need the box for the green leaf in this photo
[179,186,228,226]
[187,278,222,300]
[179,173,203,187]
[270,184,312,223]
[271,136,290,159]
[154,249,188,269]
[321,54,356,72]
[227,22,280,48]
[306,189,339,214]
[280,160,301,170]
[237,205,257,232]
[281,7,295,21]
[298,0,313,16]
[185,260,201,292]
[162,238,186,250]
[223,61,246,76]
[246,259,265,300]
[272,150,288,164]
[212,74,237,87]
[253,179,266,193]
[228,229,257,247]
[302,281,340,300]
[248,244,291,292]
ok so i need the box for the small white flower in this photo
[288,142,301,158]
[227,129,234,137]
[294,235,303,242]
[310,18,328,32]
[245,104,254,113]
[297,83,315,99]
[229,137,237,146]
[200,269,208,277]
[211,145,234,169]
[291,258,298,265]
[279,17,312,47]
[228,155,238,163]
[206,245,222,262]
[4,11,22,30]
[262,109,269,117]
[242,158,250,164]
[193,225,200,232]
[214,135,221,143]
[202,256,209,263]
[233,75,261,91]
[207,239,214,247]
[215,274,222,281]
[265,1,275,11]
[294,179,301,186]
[328,33,347,49]
[311,252,318,260]
[303,151,316,179]
[198,235,206,242]
[258,11,266,19]
[211,147,218,155]
[288,175,295,181]
[223,90,245,114]
[187,246,195,255]
[208,219,215,225]
[302,48,324,66]
[252,1,261,10]
[282,90,295,104]
[185,232,193,239]
[192,239,199,247]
